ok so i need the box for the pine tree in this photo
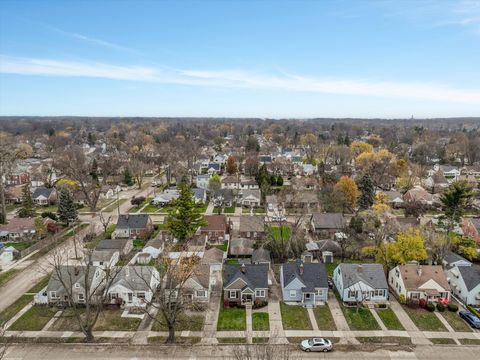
[58,188,78,226]
[166,183,207,243]
[19,183,35,218]
[123,168,134,186]
[357,174,375,210]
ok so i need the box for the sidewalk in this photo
[389,296,431,345]
[201,288,221,344]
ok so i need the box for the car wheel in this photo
[305,349,311,352]
[323,349,329,352]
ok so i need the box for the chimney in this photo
[417,267,422,277]
[241,263,246,274]
[357,265,363,273]
[299,263,304,275]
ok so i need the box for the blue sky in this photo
[1,0,480,118]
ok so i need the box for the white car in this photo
[300,338,333,352]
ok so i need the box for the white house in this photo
[142,237,165,259]
[196,174,211,190]
[443,253,480,306]
[106,266,160,308]
[389,264,450,303]
[333,264,389,305]
[90,249,119,269]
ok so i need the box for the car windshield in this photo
[308,340,314,346]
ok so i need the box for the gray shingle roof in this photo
[252,248,271,263]
[444,251,470,266]
[311,213,346,229]
[239,216,265,233]
[283,261,328,291]
[32,186,54,199]
[97,239,130,251]
[116,214,150,229]
[458,265,480,291]
[46,265,99,295]
[110,266,158,292]
[338,263,387,289]
[224,264,269,289]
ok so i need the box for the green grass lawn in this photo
[213,241,228,252]
[217,306,246,331]
[217,337,247,343]
[253,207,265,214]
[51,308,141,331]
[28,275,50,293]
[313,304,337,330]
[226,259,239,264]
[341,306,380,331]
[130,197,153,212]
[133,239,146,250]
[440,310,472,332]
[270,226,291,240]
[252,312,269,331]
[402,306,447,332]
[429,338,457,345]
[9,241,35,251]
[152,313,205,332]
[376,308,405,330]
[356,336,412,345]
[9,305,58,331]
[0,268,20,287]
[325,259,365,277]
[280,303,312,330]
[0,294,32,327]
[223,206,235,214]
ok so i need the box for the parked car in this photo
[459,311,480,329]
[299,338,333,352]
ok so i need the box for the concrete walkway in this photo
[370,308,388,331]
[132,305,157,345]
[435,312,461,345]
[389,296,431,345]
[306,307,319,331]
[267,284,288,344]
[327,293,360,344]
[42,310,63,331]
[205,202,215,215]
[4,301,33,329]
[201,289,221,344]
[246,306,253,344]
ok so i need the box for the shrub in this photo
[419,298,427,308]
[426,303,435,312]
[41,212,58,221]
[253,300,268,309]
[399,294,406,305]
[46,222,59,234]
[131,196,146,206]
[436,303,446,312]
[448,304,458,312]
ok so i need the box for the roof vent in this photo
[241,263,246,273]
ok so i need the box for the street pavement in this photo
[4,343,480,360]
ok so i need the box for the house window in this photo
[411,292,419,300]
[255,290,266,297]
[196,290,207,298]
[50,291,57,298]
[74,283,80,288]
[374,289,384,297]
[78,293,85,301]
[110,293,118,300]
[229,290,237,299]
[137,292,146,299]
[289,290,297,298]
[128,293,133,302]
[348,290,357,298]
[316,289,323,297]
[99,261,104,266]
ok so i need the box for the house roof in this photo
[201,247,225,264]
[32,186,54,199]
[444,251,470,266]
[192,188,206,200]
[311,213,346,229]
[229,238,255,256]
[240,189,261,200]
[145,237,164,250]
[239,216,265,233]
[316,239,341,253]
[216,189,234,201]
[110,266,158,291]
[96,239,131,251]
[46,265,100,294]
[116,214,150,229]
[252,248,271,263]
[282,261,328,291]
[338,263,388,289]
[201,215,228,232]
[398,264,450,291]
[0,217,35,232]
[222,176,239,183]
[470,218,480,232]
[224,264,269,289]
[458,265,480,291]
[91,249,118,262]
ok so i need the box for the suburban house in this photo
[100,185,121,200]
[201,247,225,271]
[96,239,133,256]
[200,215,230,243]
[151,188,180,206]
[462,218,480,245]
[106,266,160,308]
[280,260,328,306]
[207,163,221,175]
[333,264,389,306]
[90,249,120,269]
[238,189,261,207]
[223,263,269,306]
[0,217,36,240]
[229,237,255,257]
[443,253,480,306]
[192,188,207,203]
[311,213,347,238]
[46,265,105,306]
[379,191,404,208]
[403,186,434,206]
[166,264,212,305]
[424,173,450,193]
[0,246,18,269]
[239,216,265,239]
[305,239,341,260]
[388,264,451,304]
[195,174,211,190]
[112,214,153,239]
[212,189,234,207]
[32,186,57,205]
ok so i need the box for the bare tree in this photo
[45,248,123,342]
[98,212,113,233]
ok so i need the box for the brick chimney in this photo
[299,262,304,275]
[357,264,363,273]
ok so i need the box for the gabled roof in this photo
[229,238,255,256]
[239,216,265,233]
[398,264,450,291]
[201,215,228,231]
[240,189,261,200]
[32,186,55,199]
[110,266,158,291]
[97,239,131,251]
[311,213,346,229]
[282,261,328,291]
[338,263,387,289]
[252,248,271,263]
[47,265,101,294]
[458,265,480,291]
[202,247,225,264]
[116,214,150,229]
[91,249,118,262]
[224,264,269,289]
[444,251,470,267]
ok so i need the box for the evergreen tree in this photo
[440,181,473,231]
[123,168,134,186]
[344,134,351,146]
[19,183,35,218]
[357,174,375,210]
[166,183,207,243]
[255,164,271,202]
[58,188,78,226]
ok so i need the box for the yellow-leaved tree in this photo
[334,176,359,212]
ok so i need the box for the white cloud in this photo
[1,55,480,105]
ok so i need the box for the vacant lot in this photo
[152,312,204,332]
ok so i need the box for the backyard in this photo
[280,303,312,330]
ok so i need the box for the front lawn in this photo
[280,303,312,330]
[0,294,32,327]
[217,306,246,331]
[9,305,58,331]
[0,268,20,287]
[313,304,337,330]
[429,338,457,345]
[213,241,228,252]
[376,308,405,330]
[9,241,35,251]
[51,308,141,331]
[440,310,472,332]
[252,312,269,331]
[356,336,412,345]
[270,226,291,240]
[402,306,447,332]
[341,306,380,331]
[223,206,235,214]
[152,312,205,332]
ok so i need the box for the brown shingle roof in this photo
[398,264,450,291]
[202,215,228,231]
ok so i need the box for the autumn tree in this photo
[34,217,47,240]
[423,229,451,265]
[226,155,238,175]
[357,174,375,209]
[244,157,259,177]
[165,183,207,243]
[350,141,373,157]
[451,234,477,261]
[390,228,427,265]
[334,176,359,212]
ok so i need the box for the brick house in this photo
[223,263,269,306]
[112,214,153,239]
[200,215,230,244]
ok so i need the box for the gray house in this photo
[223,263,269,306]
[280,261,328,307]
